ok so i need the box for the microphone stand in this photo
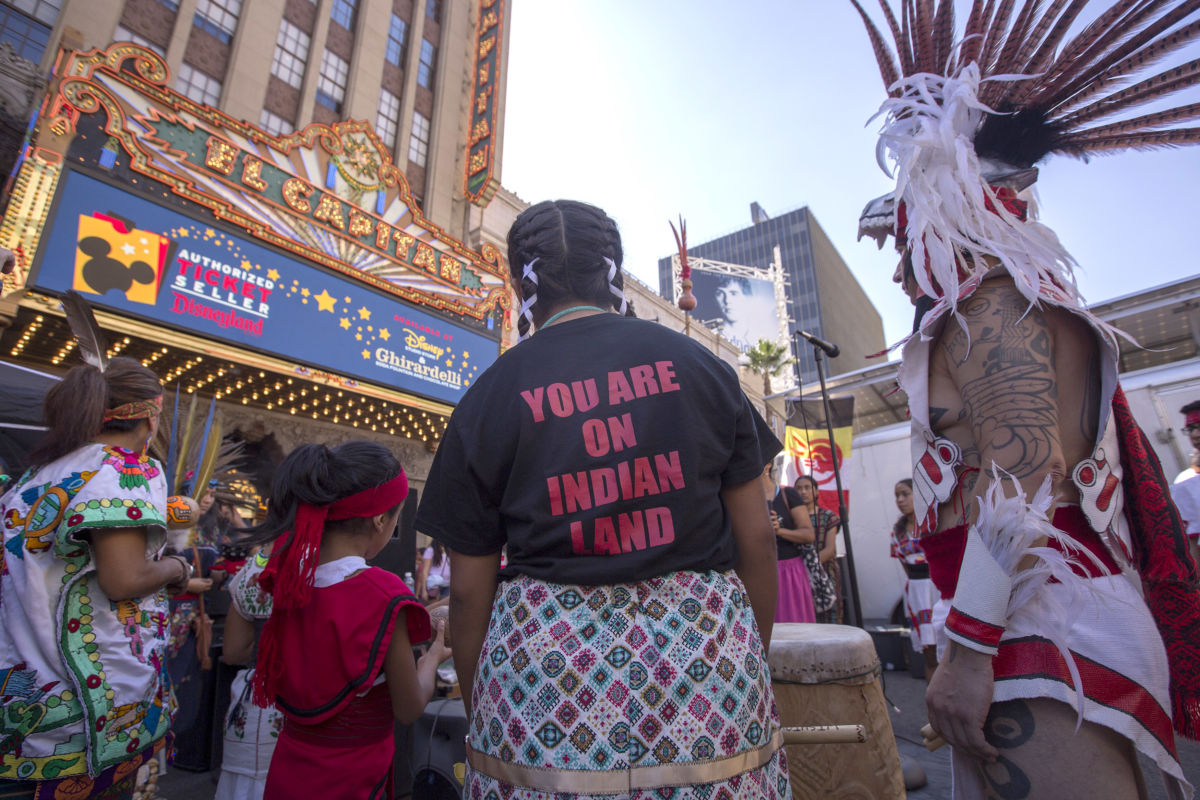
[809,339,864,629]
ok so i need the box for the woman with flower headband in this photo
[416,200,790,799]
[247,441,449,800]
[0,357,190,800]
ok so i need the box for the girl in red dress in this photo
[249,441,450,799]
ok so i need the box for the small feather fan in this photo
[61,291,109,371]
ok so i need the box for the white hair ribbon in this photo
[604,257,628,316]
[518,258,539,341]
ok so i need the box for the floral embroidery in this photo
[100,447,160,491]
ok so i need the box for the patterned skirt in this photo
[465,569,791,800]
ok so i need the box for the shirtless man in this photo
[845,5,1200,796]
[894,260,1170,798]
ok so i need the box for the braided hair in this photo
[506,200,635,339]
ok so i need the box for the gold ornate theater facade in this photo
[0,33,514,495]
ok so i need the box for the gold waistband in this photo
[465,728,783,794]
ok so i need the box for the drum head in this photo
[768,623,880,685]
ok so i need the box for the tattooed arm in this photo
[927,278,1068,763]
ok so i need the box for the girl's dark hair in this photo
[794,474,819,493]
[248,441,402,544]
[30,357,162,467]
[506,199,636,338]
[895,478,913,490]
[429,539,445,567]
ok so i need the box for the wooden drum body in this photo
[768,623,904,799]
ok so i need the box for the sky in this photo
[498,1,1200,351]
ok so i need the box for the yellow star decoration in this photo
[378,328,391,341]
[355,333,363,341]
[301,288,310,297]
[267,268,280,281]
[240,260,253,271]
[314,290,337,312]
[339,318,351,330]
[357,306,371,320]
[361,349,371,359]
[178,229,190,237]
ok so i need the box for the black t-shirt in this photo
[770,486,805,561]
[415,313,781,585]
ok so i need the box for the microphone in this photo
[796,330,840,358]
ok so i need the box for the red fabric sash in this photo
[920,505,1120,600]
[253,469,409,707]
[1111,386,1200,739]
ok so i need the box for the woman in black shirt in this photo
[416,200,790,799]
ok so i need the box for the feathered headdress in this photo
[852,1,1200,329]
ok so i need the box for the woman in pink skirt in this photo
[763,463,816,622]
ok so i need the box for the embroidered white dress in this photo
[0,444,172,783]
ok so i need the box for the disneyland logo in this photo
[170,292,264,336]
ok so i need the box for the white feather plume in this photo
[874,66,1085,341]
[975,469,1112,728]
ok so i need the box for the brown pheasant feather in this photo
[1057,126,1200,154]
[851,0,902,91]
[1060,58,1200,129]
[981,0,1020,73]
[980,0,1043,106]
[1048,13,1200,114]
[1032,0,1149,98]
[877,0,913,75]
[958,0,992,71]
[1059,102,1200,142]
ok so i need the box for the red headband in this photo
[102,395,163,422]
[253,469,408,707]
[1187,411,1200,428]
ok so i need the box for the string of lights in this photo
[3,306,450,444]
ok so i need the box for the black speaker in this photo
[411,698,467,798]
[368,488,418,578]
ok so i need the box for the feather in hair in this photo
[1009,0,1102,105]
[981,0,1019,73]
[1060,57,1200,129]
[878,0,914,74]
[914,0,937,73]
[60,291,108,371]
[1056,126,1200,154]
[1039,1,1178,106]
[1058,102,1200,141]
[959,0,992,69]
[931,0,956,74]
[851,0,902,91]
[1048,16,1200,115]
[1032,0,1149,99]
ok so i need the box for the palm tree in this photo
[744,339,792,396]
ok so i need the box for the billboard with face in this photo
[687,268,780,352]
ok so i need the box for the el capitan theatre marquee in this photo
[29,170,495,406]
[0,42,512,426]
